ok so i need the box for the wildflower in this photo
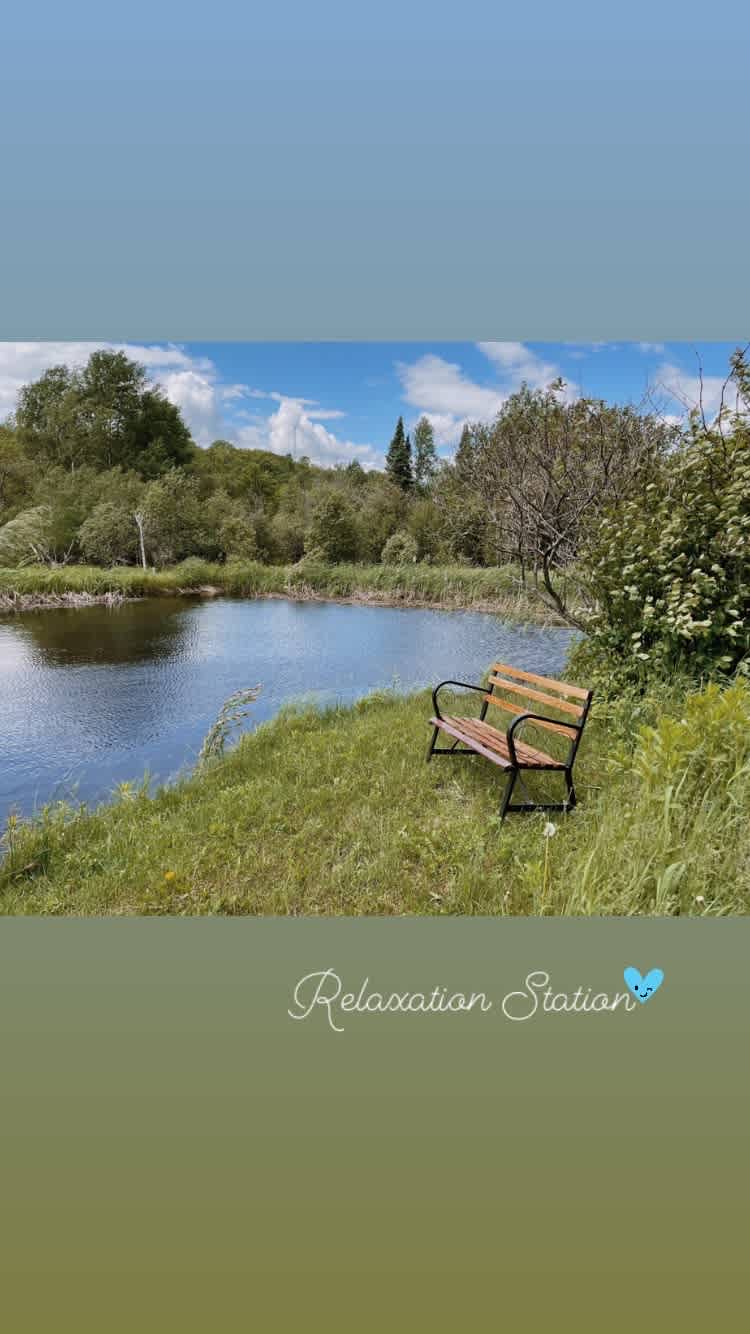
[164,870,176,882]
[695,894,705,906]
[542,822,557,839]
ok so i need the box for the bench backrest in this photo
[484,662,592,740]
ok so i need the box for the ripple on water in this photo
[0,597,578,822]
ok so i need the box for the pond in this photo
[0,596,578,826]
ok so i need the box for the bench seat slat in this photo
[432,716,565,769]
[491,662,590,701]
[430,716,512,767]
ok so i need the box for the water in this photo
[0,596,577,825]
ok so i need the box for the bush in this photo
[582,421,750,681]
[79,502,139,565]
[0,505,54,565]
[305,493,359,563]
[381,530,418,565]
[216,513,258,561]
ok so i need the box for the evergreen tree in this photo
[454,423,475,482]
[385,416,413,491]
[413,415,437,487]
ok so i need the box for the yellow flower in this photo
[164,870,177,882]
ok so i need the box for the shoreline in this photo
[1,677,742,916]
[0,575,570,625]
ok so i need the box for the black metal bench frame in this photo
[426,672,593,821]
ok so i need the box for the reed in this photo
[0,560,574,624]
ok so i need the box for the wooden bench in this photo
[426,662,593,820]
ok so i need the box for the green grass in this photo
[0,559,569,623]
[2,679,748,916]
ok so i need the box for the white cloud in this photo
[477,341,567,391]
[637,342,666,355]
[397,343,575,450]
[239,396,382,468]
[651,361,739,422]
[0,342,379,467]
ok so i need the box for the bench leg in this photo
[426,726,439,763]
[564,770,576,809]
[499,769,518,823]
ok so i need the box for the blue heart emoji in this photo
[624,966,664,1004]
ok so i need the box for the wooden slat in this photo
[491,661,590,701]
[482,694,579,740]
[431,717,511,768]
[488,675,584,718]
[448,716,559,768]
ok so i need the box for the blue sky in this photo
[0,342,743,469]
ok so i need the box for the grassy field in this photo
[0,559,572,623]
[1,678,747,916]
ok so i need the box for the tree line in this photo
[1,346,748,669]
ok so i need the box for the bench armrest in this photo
[431,679,485,721]
[506,711,579,766]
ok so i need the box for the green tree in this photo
[352,475,406,562]
[200,489,259,561]
[79,501,141,565]
[32,465,106,562]
[141,469,203,567]
[269,511,306,563]
[454,423,476,483]
[0,426,34,518]
[381,530,418,564]
[407,498,444,562]
[305,492,359,562]
[16,350,194,478]
[385,416,413,492]
[413,416,437,488]
[0,506,54,565]
[16,366,85,472]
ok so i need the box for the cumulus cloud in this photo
[651,360,739,422]
[477,341,568,392]
[0,341,379,467]
[238,396,382,468]
[397,342,575,449]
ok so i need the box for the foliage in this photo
[407,498,445,561]
[582,414,750,680]
[306,492,359,562]
[412,416,437,488]
[16,351,192,476]
[385,416,413,492]
[0,506,54,565]
[381,530,418,564]
[140,469,204,567]
[446,383,675,623]
[79,501,141,565]
[0,426,34,518]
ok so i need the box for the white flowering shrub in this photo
[582,417,750,681]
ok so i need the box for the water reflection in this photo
[15,598,198,667]
[0,596,577,823]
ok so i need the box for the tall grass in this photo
[1,678,747,916]
[0,560,568,623]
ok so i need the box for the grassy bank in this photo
[2,678,747,915]
[0,560,570,623]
